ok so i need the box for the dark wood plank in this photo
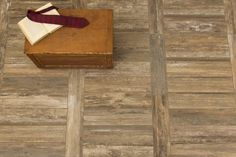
[148,0,170,157]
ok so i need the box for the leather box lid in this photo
[25,9,113,55]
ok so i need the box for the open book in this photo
[18,3,62,45]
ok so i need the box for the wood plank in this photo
[114,49,150,62]
[85,0,148,20]
[1,76,68,96]
[84,75,150,93]
[0,143,65,157]
[232,0,236,33]
[65,70,84,157]
[163,0,225,16]
[171,143,236,157]
[84,108,152,126]
[0,108,66,125]
[0,0,10,71]
[83,145,153,157]
[165,33,229,60]
[85,62,150,77]
[84,90,151,110]
[148,0,170,156]
[114,19,149,32]
[164,16,227,34]
[167,61,232,78]
[224,0,236,96]
[0,126,65,142]
[168,93,235,109]
[0,95,67,108]
[83,125,153,146]
[168,77,234,93]
[171,125,236,144]
[170,109,236,126]
[114,32,149,50]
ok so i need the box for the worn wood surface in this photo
[0,0,236,157]
[148,0,170,156]
[65,70,84,157]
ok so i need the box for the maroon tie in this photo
[27,6,89,28]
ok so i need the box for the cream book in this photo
[18,3,62,45]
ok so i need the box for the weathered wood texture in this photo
[1,0,236,157]
[0,0,71,156]
[148,0,170,157]
[164,0,236,157]
[65,70,84,157]
[82,0,153,156]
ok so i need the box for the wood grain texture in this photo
[0,1,70,157]
[148,0,170,157]
[0,0,10,72]
[0,143,65,157]
[165,0,236,156]
[82,0,153,157]
[225,0,236,97]
[171,144,236,157]
[0,125,65,142]
[84,145,153,157]
[163,0,225,16]
[1,0,236,157]
[65,70,84,157]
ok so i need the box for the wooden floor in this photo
[0,0,236,157]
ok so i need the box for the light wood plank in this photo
[224,0,236,98]
[167,61,232,78]
[84,108,152,126]
[65,70,84,157]
[171,143,236,157]
[165,33,229,60]
[0,108,66,125]
[0,126,65,142]
[84,145,153,157]
[169,93,235,109]
[170,109,236,126]
[83,125,153,146]
[85,62,150,77]
[85,0,148,20]
[0,95,67,108]
[0,143,65,157]
[164,0,225,16]
[84,75,150,93]
[164,16,227,34]
[168,77,234,93]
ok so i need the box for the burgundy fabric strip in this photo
[27,6,89,28]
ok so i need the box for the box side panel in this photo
[30,54,113,68]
